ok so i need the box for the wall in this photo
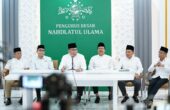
[152,0,170,61]
[111,0,134,60]
[18,0,134,63]
[18,0,40,62]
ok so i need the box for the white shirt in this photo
[148,58,170,79]
[88,54,115,70]
[30,55,54,70]
[118,56,143,74]
[5,58,28,72]
[59,53,86,70]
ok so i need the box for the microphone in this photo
[70,56,78,87]
[71,56,74,70]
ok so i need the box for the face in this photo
[98,47,105,56]
[14,51,22,59]
[37,48,45,58]
[159,51,167,60]
[68,48,78,57]
[126,50,134,58]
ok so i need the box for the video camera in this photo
[19,73,72,110]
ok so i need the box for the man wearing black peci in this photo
[59,43,87,104]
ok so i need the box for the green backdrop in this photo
[40,0,111,65]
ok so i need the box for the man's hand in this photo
[24,68,29,70]
[75,68,83,72]
[154,61,165,68]
[154,62,163,67]
[159,64,164,67]
[61,66,66,73]
[2,69,9,77]
[135,73,141,79]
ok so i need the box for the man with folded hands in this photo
[88,42,116,103]
[143,46,170,109]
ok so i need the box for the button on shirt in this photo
[118,56,143,74]
[5,58,28,72]
[148,58,170,79]
[88,54,115,70]
[30,56,54,70]
[59,53,86,70]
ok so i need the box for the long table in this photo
[4,70,135,110]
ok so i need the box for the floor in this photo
[0,88,169,110]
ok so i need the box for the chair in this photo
[123,73,144,101]
[83,74,145,105]
[143,71,169,100]
[53,60,58,70]
[1,69,21,103]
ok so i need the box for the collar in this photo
[159,57,167,62]
[98,54,105,57]
[69,53,78,58]
[126,55,134,60]
[13,58,21,61]
[37,55,45,60]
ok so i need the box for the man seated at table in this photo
[144,46,170,108]
[3,47,28,105]
[88,42,115,103]
[118,45,143,104]
[30,45,54,101]
[59,43,87,104]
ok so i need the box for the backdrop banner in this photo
[40,0,111,64]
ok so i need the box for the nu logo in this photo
[58,0,93,21]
